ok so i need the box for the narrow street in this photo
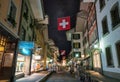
[46,71,79,82]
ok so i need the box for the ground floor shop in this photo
[15,53,32,78]
[0,23,18,81]
[31,59,43,72]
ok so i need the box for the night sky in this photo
[43,0,80,59]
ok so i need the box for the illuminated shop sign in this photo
[34,55,41,60]
[19,41,34,49]
[19,48,32,56]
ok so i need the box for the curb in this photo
[36,72,52,82]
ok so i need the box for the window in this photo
[73,52,81,58]
[110,2,120,28]
[83,37,87,45]
[99,0,105,10]
[115,41,120,66]
[105,46,114,67]
[20,26,26,40]
[7,1,16,27]
[30,17,34,29]
[72,34,80,40]
[29,35,31,41]
[23,3,28,21]
[102,16,109,35]
[73,42,81,48]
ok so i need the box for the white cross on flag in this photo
[57,16,70,31]
[60,50,66,55]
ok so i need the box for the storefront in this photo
[15,41,34,77]
[15,53,32,77]
[0,24,18,80]
[31,55,42,72]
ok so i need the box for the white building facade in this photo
[96,0,120,79]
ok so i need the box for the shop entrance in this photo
[0,27,17,80]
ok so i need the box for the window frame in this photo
[99,0,105,11]
[7,1,17,27]
[72,34,80,40]
[115,40,120,67]
[102,16,109,36]
[105,46,114,67]
[110,2,120,29]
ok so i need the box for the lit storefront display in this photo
[16,54,25,73]
[15,41,34,76]
[31,55,42,72]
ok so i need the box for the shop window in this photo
[115,41,120,66]
[99,0,105,11]
[7,1,16,27]
[73,42,81,48]
[105,46,114,67]
[110,2,120,28]
[102,16,109,35]
[0,35,7,47]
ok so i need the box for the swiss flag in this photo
[57,16,70,31]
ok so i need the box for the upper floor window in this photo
[73,42,81,48]
[83,37,87,45]
[99,0,105,11]
[72,34,80,40]
[102,16,109,35]
[7,1,16,27]
[110,2,120,28]
[23,3,28,21]
[29,35,32,41]
[20,26,26,40]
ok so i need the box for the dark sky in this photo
[43,0,80,59]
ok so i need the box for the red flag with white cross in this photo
[57,16,70,31]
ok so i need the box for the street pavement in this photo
[87,70,120,82]
[16,71,50,82]
[46,71,79,82]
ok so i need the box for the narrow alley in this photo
[0,0,120,82]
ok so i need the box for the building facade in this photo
[87,2,102,72]
[16,0,35,78]
[0,0,22,81]
[96,0,120,79]
[72,32,83,58]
